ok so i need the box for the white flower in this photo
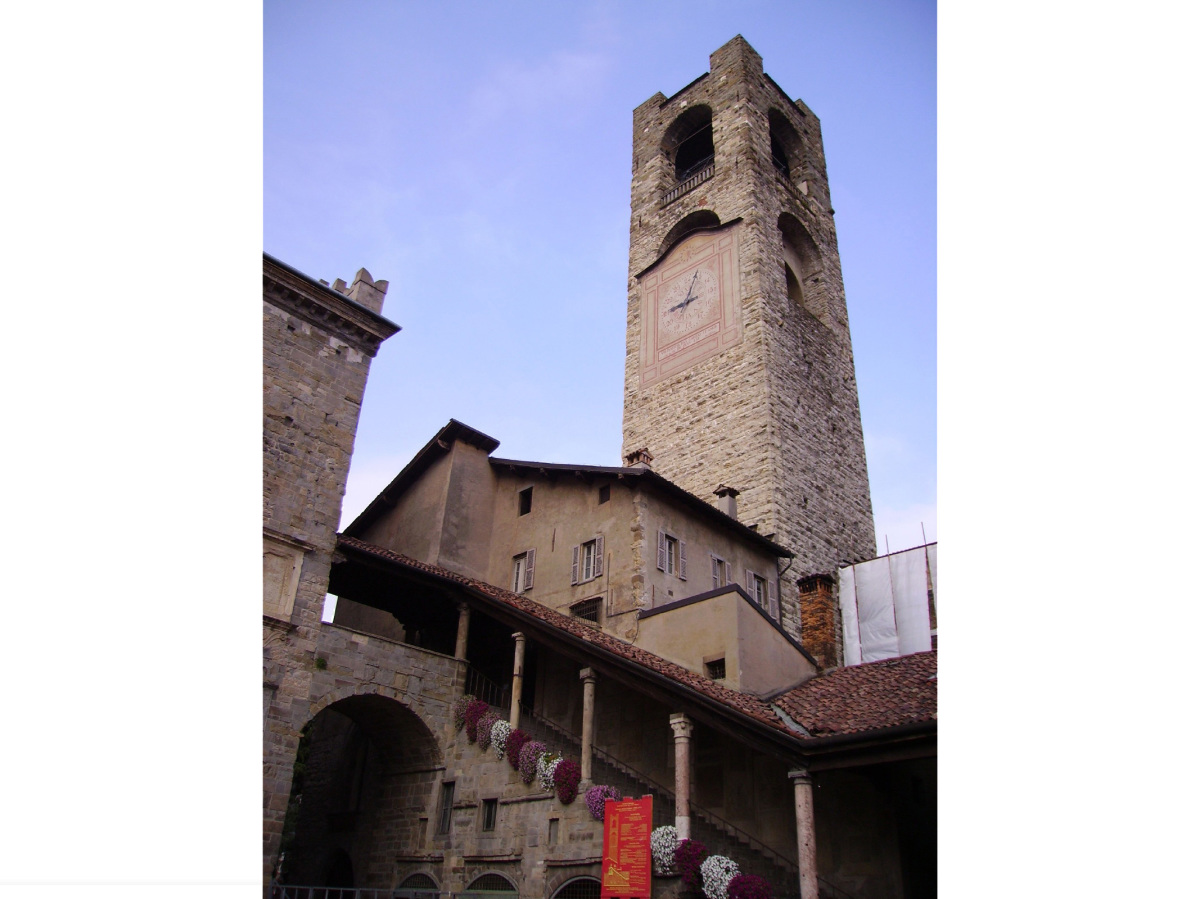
[491,720,511,760]
[700,854,740,899]
[650,825,680,875]
[536,752,563,792]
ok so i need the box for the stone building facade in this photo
[262,253,401,879]
[262,36,937,899]
[621,36,876,644]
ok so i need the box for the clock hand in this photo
[667,272,701,312]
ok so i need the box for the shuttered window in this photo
[571,536,604,584]
[513,549,535,592]
[711,555,729,589]
[657,530,685,578]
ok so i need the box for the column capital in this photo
[669,712,693,740]
[788,767,812,786]
[580,667,596,684]
[457,601,470,613]
[512,631,526,644]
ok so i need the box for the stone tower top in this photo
[621,37,876,638]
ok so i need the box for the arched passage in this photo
[277,692,442,889]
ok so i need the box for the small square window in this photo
[572,597,601,623]
[598,485,610,504]
[706,658,726,680]
[481,798,498,832]
[518,487,532,516]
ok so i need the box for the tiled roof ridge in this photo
[336,534,788,733]
[335,534,937,741]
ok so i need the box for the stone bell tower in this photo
[621,36,876,633]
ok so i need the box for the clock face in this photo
[637,224,743,388]
[659,266,719,338]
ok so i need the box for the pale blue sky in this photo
[264,0,937,555]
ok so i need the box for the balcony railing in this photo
[663,158,714,206]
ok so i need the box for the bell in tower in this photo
[621,35,876,637]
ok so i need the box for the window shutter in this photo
[724,561,732,587]
[746,569,755,598]
[679,541,687,580]
[768,579,779,619]
[525,548,535,590]
[595,535,604,577]
[712,556,720,589]
[571,545,580,585]
[657,530,667,571]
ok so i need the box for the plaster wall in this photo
[484,472,642,640]
[357,451,454,566]
[635,488,780,613]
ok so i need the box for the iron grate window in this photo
[552,877,602,899]
[572,597,601,623]
[706,658,726,680]
[481,798,498,831]
[465,873,518,892]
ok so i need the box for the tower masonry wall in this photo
[622,37,875,640]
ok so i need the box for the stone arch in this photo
[280,690,443,888]
[549,874,601,899]
[658,209,722,259]
[777,211,829,325]
[397,871,441,897]
[663,105,714,181]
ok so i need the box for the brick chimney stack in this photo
[625,448,654,468]
[797,573,838,669]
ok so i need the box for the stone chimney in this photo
[713,484,740,520]
[625,448,654,468]
[798,573,838,669]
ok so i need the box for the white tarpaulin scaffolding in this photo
[840,543,937,664]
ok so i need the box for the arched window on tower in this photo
[778,212,830,326]
[662,106,715,201]
[768,108,803,186]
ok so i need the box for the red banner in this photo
[600,795,652,899]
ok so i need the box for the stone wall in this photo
[262,254,399,880]
[621,37,876,643]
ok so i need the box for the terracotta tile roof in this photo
[773,651,937,737]
[336,534,936,747]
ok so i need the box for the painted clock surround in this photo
[637,224,743,388]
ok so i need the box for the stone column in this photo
[789,767,818,899]
[509,632,526,728]
[454,602,470,660]
[579,668,597,785]
[670,712,693,839]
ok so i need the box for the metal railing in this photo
[464,666,510,710]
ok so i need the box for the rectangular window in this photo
[598,484,610,504]
[481,798,498,832]
[747,569,767,608]
[657,530,686,579]
[548,818,560,846]
[518,487,532,515]
[571,536,604,584]
[437,781,455,834]
[513,549,535,592]
[711,555,729,589]
[706,658,726,680]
